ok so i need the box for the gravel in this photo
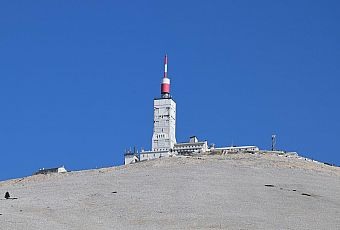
[0,153,339,230]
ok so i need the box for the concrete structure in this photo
[152,54,176,152]
[134,55,176,162]
[123,55,264,164]
[33,166,67,175]
[124,155,139,165]
[124,147,140,165]
[140,150,172,161]
[152,98,176,151]
[174,136,208,155]
[124,149,139,165]
[211,146,260,154]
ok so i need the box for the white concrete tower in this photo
[152,54,176,151]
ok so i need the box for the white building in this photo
[211,146,259,154]
[140,150,172,161]
[124,147,140,165]
[123,55,262,165]
[126,54,176,163]
[174,136,208,155]
[152,98,176,151]
[124,153,139,165]
[33,166,67,175]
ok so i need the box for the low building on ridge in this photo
[173,136,208,155]
[33,166,67,175]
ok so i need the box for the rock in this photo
[5,192,10,199]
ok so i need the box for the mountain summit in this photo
[1,153,339,229]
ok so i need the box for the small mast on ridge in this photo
[161,54,171,98]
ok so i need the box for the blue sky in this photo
[1,1,339,180]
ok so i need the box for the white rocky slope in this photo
[0,153,339,230]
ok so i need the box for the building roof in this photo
[174,141,207,147]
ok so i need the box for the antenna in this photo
[164,54,168,78]
[231,139,236,147]
[271,134,276,151]
[161,54,170,98]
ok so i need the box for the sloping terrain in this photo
[0,153,339,230]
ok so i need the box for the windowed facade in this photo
[152,98,176,151]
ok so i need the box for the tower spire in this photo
[161,54,170,98]
[164,54,168,78]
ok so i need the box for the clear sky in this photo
[1,1,339,181]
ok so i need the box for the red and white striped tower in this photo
[152,54,177,152]
[161,54,171,98]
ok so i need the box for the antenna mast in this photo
[271,134,276,151]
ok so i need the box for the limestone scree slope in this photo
[0,153,339,230]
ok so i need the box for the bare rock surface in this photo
[0,153,340,229]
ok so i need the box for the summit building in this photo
[124,55,260,165]
[152,54,176,152]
